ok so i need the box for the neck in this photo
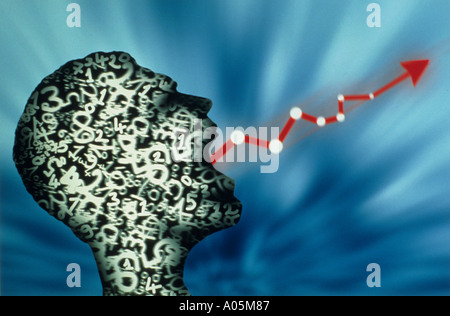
[89,235,191,296]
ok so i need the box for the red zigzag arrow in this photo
[211,59,430,164]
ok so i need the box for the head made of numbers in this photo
[13,51,242,296]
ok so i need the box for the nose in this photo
[176,93,213,115]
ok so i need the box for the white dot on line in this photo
[290,107,302,120]
[337,113,345,122]
[317,116,326,127]
[338,94,344,101]
[230,130,245,145]
[269,139,283,154]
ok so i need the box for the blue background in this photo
[1,0,449,295]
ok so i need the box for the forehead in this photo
[58,52,211,116]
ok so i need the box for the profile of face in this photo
[13,51,242,296]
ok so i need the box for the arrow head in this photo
[401,59,430,87]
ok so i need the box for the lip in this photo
[201,118,240,203]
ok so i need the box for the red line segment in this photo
[325,116,338,124]
[373,72,409,98]
[300,113,317,124]
[211,139,235,165]
[279,117,296,142]
[338,99,344,114]
[245,136,270,148]
[344,94,371,101]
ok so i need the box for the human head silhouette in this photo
[13,51,242,296]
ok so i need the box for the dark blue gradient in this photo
[1,0,449,295]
